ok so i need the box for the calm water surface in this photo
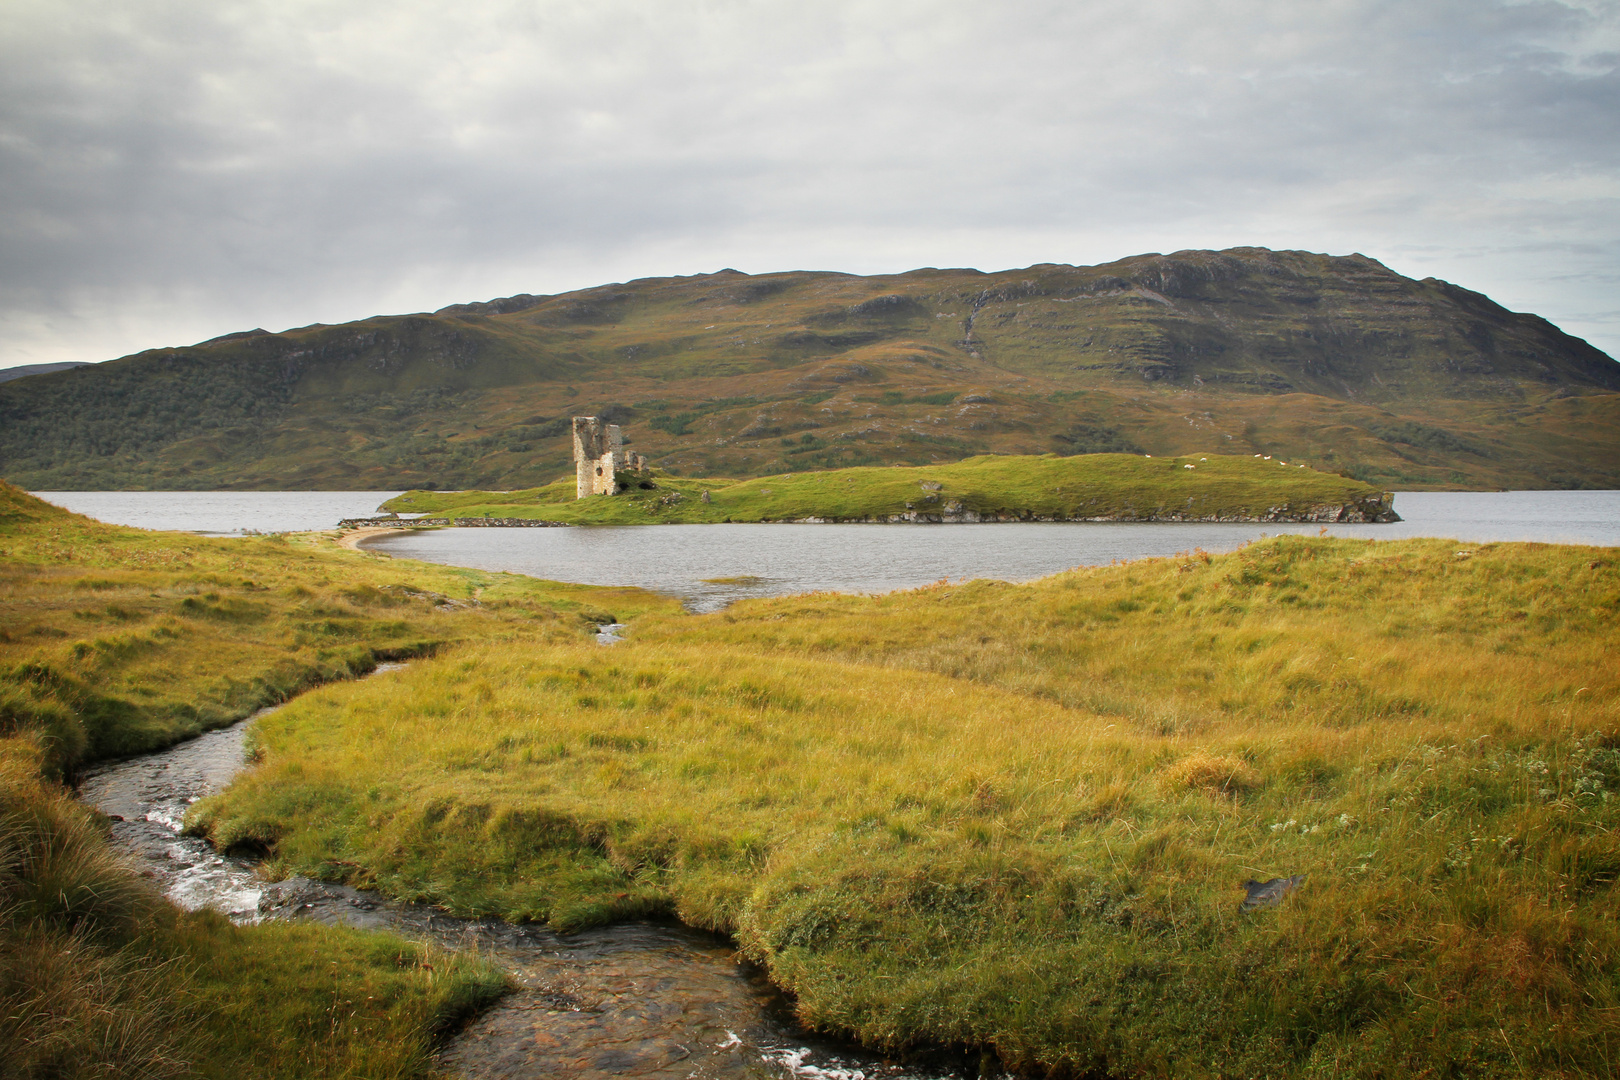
[32,489,1620,612]
[33,490,401,534]
[366,491,1620,611]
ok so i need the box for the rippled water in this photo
[75,664,969,1079]
[365,490,1620,611]
[76,705,286,921]
[36,488,1620,612]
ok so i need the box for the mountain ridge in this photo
[0,360,95,384]
[2,247,1616,490]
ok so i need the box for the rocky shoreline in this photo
[785,494,1400,525]
[341,493,1398,530]
[337,515,571,529]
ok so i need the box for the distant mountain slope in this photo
[3,248,1616,490]
[0,361,94,384]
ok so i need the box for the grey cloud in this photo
[1,0,1617,365]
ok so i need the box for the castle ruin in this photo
[572,416,647,497]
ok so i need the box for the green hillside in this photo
[375,453,1397,525]
[4,247,1617,490]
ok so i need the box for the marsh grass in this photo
[0,481,630,1078]
[379,452,1390,525]
[174,914,506,1080]
[0,481,676,775]
[7,477,1618,1076]
[0,756,507,1080]
[193,534,1620,1076]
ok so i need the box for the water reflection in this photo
[33,490,401,535]
[363,491,1620,613]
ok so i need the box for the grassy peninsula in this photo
[0,482,675,1078]
[377,452,1396,525]
[6,479,1618,1077]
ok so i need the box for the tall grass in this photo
[192,534,1620,1076]
[0,480,674,775]
[0,744,189,1080]
[0,481,613,1078]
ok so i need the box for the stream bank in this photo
[75,666,976,1080]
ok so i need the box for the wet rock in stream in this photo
[265,878,944,1078]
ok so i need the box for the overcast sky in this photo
[2,0,1617,368]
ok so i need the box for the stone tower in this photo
[572,416,648,498]
[573,416,621,497]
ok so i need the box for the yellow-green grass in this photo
[0,481,677,775]
[0,481,674,1078]
[192,535,1620,1077]
[0,757,505,1080]
[381,480,580,515]
[175,915,504,1079]
[379,452,1391,526]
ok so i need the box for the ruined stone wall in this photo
[572,416,647,497]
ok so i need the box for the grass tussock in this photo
[1161,752,1263,796]
[191,533,1620,1077]
[0,747,187,1080]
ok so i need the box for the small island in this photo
[366,446,1398,529]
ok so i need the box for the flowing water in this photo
[76,665,968,1080]
[77,704,286,921]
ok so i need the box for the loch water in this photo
[365,490,1620,611]
[33,489,1620,613]
[33,489,403,535]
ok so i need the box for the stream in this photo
[75,665,969,1080]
